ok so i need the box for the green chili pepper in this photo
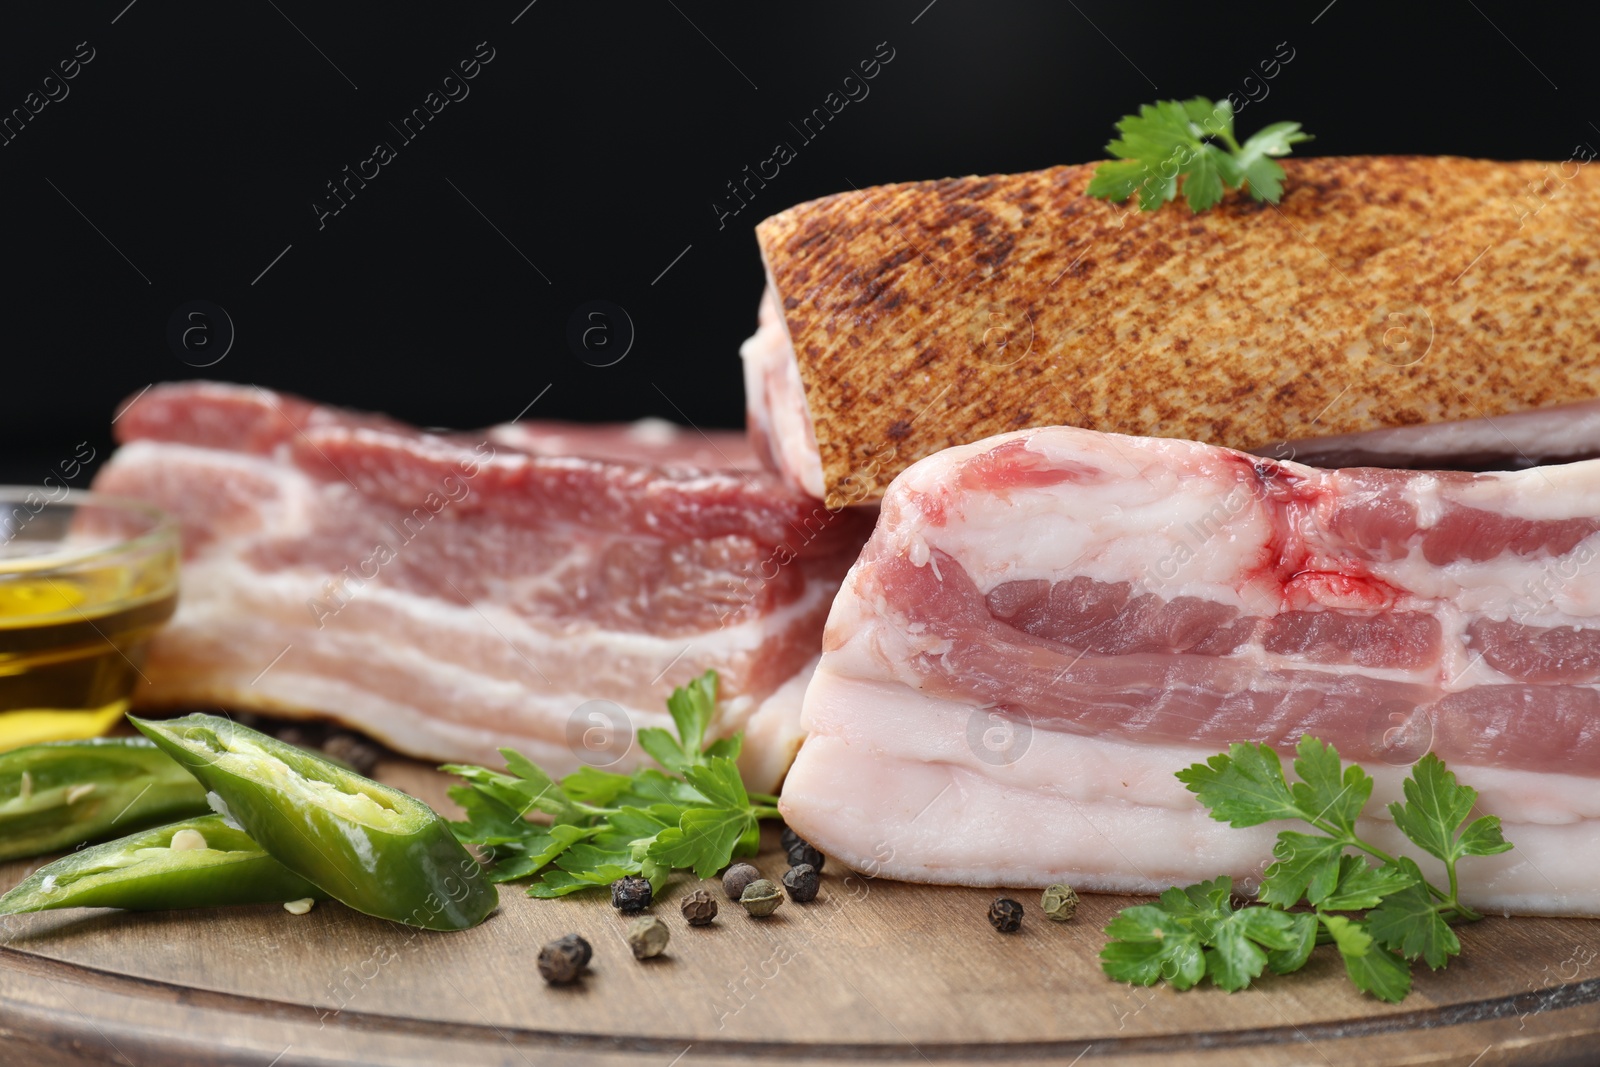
[0,814,326,914]
[0,738,211,862]
[130,713,497,931]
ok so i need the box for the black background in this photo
[1,0,1592,485]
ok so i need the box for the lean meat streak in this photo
[93,383,873,790]
[780,426,1600,914]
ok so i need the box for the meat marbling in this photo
[93,383,873,790]
[779,426,1600,914]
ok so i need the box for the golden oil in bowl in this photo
[0,489,179,749]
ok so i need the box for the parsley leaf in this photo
[1176,742,1307,827]
[1321,914,1413,1002]
[1318,855,1418,913]
[1088,96,1312,212]
[1389,754,1513,868]
[1366,858,1463,970]
[1106,736,1511,1002]
[444,670,781,897]
[1101,904,1207,990]
[1099,877,1302,993]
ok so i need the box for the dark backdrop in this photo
[0,0,1591,484]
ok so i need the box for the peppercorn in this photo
[611,875,653,913]
[627,916,670,959]
[554,931,593,968]
[1041,883,1079,923]
[739,878,784,917]
[721,862,761,901]
[781,863,819,903]
[681,887,718,926]
[786,842,825,873]
[537,933,591,984]
[989,897,1023,933]
[780,825,803,853]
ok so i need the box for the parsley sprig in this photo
[1087,97,1311,212]
[1101,737,1512,1002]
[442,671,780,897]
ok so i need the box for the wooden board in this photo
[3,756,1600,1066]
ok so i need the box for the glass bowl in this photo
[0,488,179,748]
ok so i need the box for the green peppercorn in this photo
[739,878,783,917]
[1041,883,1079,922]
[537,933,591,984]
[989,897,1023,933]
[786,842,825,873]
[681,887,718,926]
[627,916,670,959]
[721,862,761,901]
[611,875,652,913]
[782,863,819,903]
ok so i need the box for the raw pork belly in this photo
[94,383,871,789]
[744,156,1600,505]
[780,426,1600,914]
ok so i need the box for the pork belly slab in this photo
[93,383,872,790]
[779,426,1600,914]
[745,156,1600,505]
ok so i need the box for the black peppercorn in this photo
[786,842,825,873]
[721,862,761,901]
[782,863,819,903]
[780,826,803,853]
[989,897,1023,933]
[611,875,653,913]
[681,888,718,925]
[537,933,591,984]
[553,931,593,968]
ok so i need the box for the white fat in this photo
[781,733,1600,916]
[739,283,826,499]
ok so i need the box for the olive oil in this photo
[0,489,180,750]
[0,575,177,744]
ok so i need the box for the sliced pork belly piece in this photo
[93,383,872,789]
[780,427,1600,914]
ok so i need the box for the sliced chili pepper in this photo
[0,814,325,913]
[0,737,210,862]
[130,713,497,931]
